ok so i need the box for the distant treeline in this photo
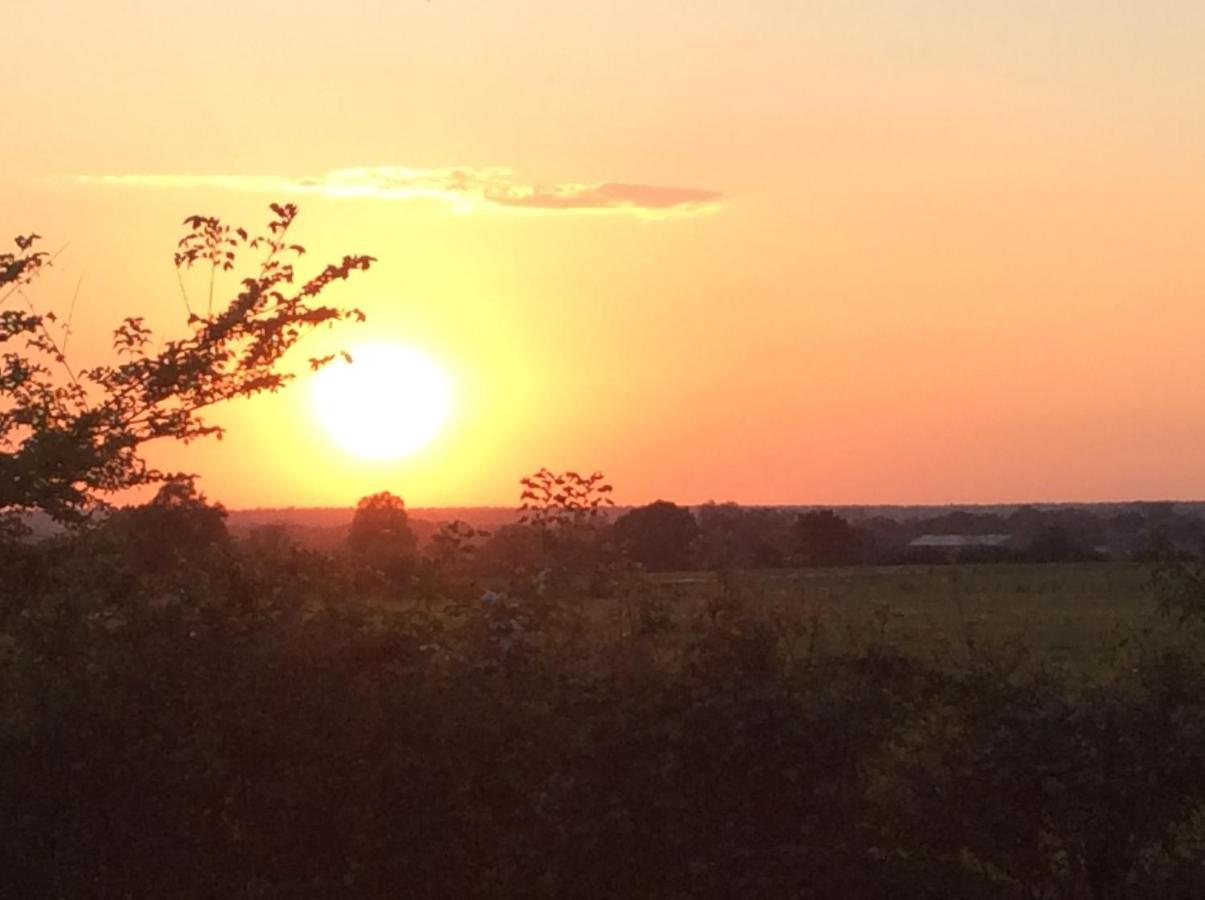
[239,498,1205,574]
[598,500,1205,570]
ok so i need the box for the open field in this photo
[639,562,1179,679]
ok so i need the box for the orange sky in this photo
[5,1,1205,507]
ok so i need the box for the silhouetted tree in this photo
[0,205,371,535]
[694,502,791,569]
[347,491,418,578]
[518,468,615,531]
[612,500,699,572]
[516,468,618,593]
[106,478,229,576]
[793,509,860,567]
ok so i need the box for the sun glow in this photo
[311,342,452,460]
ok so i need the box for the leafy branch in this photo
[0,204,372,531]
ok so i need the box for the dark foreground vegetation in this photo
[5,211,1205,897]
[4,495,1205,898]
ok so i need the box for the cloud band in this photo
[78,166,722,217]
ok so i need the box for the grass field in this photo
[639,562,1182,680]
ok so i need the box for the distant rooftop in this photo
[909,534,1012,548]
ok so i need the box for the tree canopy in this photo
[612,499,699,571]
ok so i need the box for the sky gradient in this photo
[5,1,1205,507]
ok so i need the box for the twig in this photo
[61,273,84,354]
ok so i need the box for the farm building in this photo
[907,533,1014,563]
[908,534,1012,549]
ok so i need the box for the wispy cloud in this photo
[77,166,722,217]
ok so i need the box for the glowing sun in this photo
[311,342,451,460]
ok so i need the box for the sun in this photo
[311,342,452,460]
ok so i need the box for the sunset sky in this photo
[5,1,1205,508]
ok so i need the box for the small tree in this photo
[694,502,791,570]
[347,491,418,579]
[612,500,699,572]
[793,509,860,567]
[518,468,615,591]
[519,468,614,531]
[0,204,372,535]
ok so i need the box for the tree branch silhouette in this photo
[0,204,372,533]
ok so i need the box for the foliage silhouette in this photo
[793,508,860,566]
[105,478,229,577]
[0,204,371,533]
[612,499,700,571]
[347,490,419,580]
[515,467,618,593]
[518,466,614,530]
[426,518,489,573]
